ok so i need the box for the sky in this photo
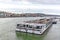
[0,0,60,15]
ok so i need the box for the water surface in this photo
[0,17,60,40]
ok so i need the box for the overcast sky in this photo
[0,0,60,15]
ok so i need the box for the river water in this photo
[0,17,60,40]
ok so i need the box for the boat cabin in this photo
[16,18,53,34]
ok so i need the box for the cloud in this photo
[0,0,60,15]
[6,0,60,4]
[27,0,60,4]
[1,0,60,4]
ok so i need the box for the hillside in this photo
[0,11,60,17]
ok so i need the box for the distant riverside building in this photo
[0,11,21,17]
[5,13,12,17]
[0,13,7,17]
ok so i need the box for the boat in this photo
[52,19,57,24]
[16,18,53,34]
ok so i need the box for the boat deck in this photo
[25,19,52,24]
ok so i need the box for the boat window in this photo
[29,25,32,28]
[17,24,20,29]
[23,25,25,27]
[26,25,28,27]
[17,24,20,26]
[36,26,42,29]
[36,26,40,29]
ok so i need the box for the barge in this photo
[16,18,53,34]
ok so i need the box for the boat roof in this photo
[24,18,52,24]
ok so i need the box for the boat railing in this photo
[17,24,43,30]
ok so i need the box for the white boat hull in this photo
[16,23,52,35]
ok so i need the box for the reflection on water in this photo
[16,32,45,40]
[16,25,52,40]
